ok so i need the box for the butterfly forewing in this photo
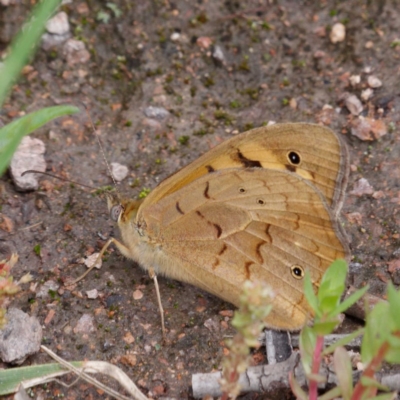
[137,168,349,330]
[142,123,349,217]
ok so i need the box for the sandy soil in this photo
[0,1,399,399]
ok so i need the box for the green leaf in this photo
[322,328,364,356]
[304,270,319,315]
[0,105,79,175]
[360,375,389,391]
[0,0,62,106]
[299,326,316,374]
[387,283,400,329]
[333,346,353,400]
[331,285,369,317]
[318,386,343,400]
[0,362,84,395]
[361,302,391,364]
[368,393,397,400]
[384,344,400,364]
[317,259,347,302]
[312,320,339,336]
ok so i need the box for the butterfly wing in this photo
[138,168,349,330]
[143,123,349,217]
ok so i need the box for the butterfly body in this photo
[109,123,350,331]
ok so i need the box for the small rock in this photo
[212,45,226,64]
[343,94,363,115]
[367,75,382,88]
[363,66,372,74]
[361,88,374,101]
[86,289,99,299]
[196,36,213,49]
[144,106,170,121]
[170,32,180,41]
[372,190,385,199]
[84,253,102,270]
[350,178,374,197]
[120,354,137,367]
[10,136,46,191]
[349,75,361,86]
[133,289,143,300]
[110,162,128,182]
[46,11,70,35]
[330,23,346,44]
[345,212,363,225]
[365,40,374,49]
[62,38,90,66]
[204,317,220,333]
[0,308,42,364]
[41,32,70,51]
[37,280,60,298]
[74,314,96,334]
[351,117,387,141]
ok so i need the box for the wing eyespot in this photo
[257,198,265,205]
[287,151,301,165]
[290,265,305,280]
[238,187,246,193]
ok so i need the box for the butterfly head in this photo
[106,193,143,224]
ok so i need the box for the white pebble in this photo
[46,11,70,35]
[344,94,363,115]
[330,23,346,43]
[361,88,373,101]
[111,162,129,182]
[349,75,361,86]
[10,136,46,191]
[367,75,382,88]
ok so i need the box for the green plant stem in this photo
[309,335,324,400]
[351,341,389,399]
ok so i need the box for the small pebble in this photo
[86,289,99,299]
[84,253,102,270]
[46,11,70,35]
[212,45,225,64]
[0,308,42,364]
[74,314,96,334]
[349,75,361,86]
[343,94,363,115]
[10,136,46,191]
[37,280,60,298]
[111,162,128,182]
[361,88,373,101]
[367,75,382,88]
[144,106,170,121]
[350,178,374,197]
[330,23,346,43]
[365,40,374,49]
[170,32,181,41]
[63,38,90,65]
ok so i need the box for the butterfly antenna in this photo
[84,105,122,200]
[21,170,97,190]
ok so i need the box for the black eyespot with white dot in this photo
[291,265,305,280]
[287,151,301,165]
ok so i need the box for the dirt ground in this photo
[0,0,399,399]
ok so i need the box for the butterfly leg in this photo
[68,237,126,284]
[149,268,166,338]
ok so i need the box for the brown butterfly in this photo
[80,123,350,331]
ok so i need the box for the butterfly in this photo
[79,123,350,331]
